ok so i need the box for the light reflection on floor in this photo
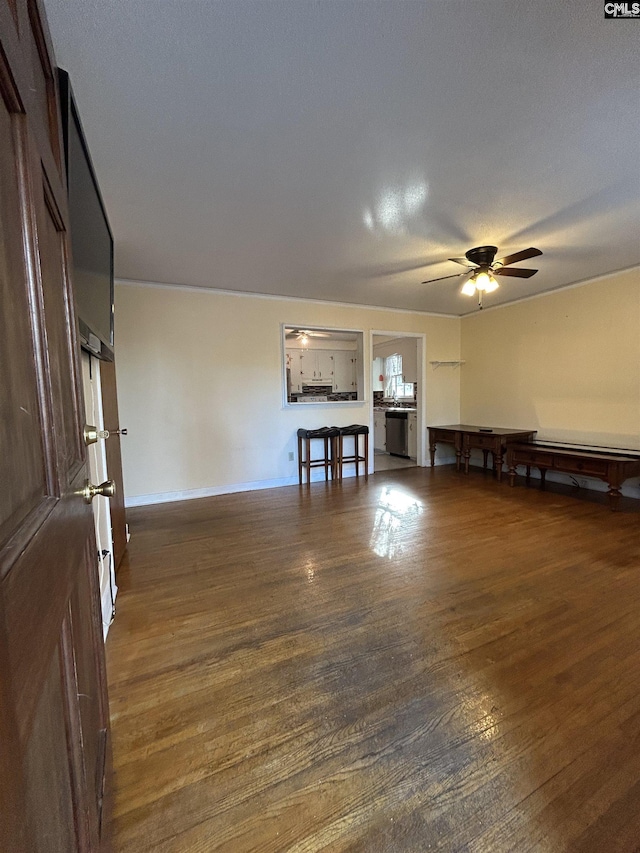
[369,485,424,559]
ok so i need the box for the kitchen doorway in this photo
[371,332,424,473]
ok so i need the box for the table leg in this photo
[494,452,504,482]
[508,465,516,486]
[364,432,369,480]
[540,468,547,489]
[607,482,622,511]
[429,441,436,467]
[482,449,489,470]
[463,448,471,474]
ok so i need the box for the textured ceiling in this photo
[43,0,639,316]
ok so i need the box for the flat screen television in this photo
[58,68,114,361]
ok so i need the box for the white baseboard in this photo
[124,455,640,509]
[432,452,457,466]
[125,464,380,508]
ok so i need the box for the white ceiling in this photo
[43,0,639,316]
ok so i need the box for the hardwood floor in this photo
[374,450,416,471]
[106,467,640,852]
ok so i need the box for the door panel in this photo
[23,647,77,853]
[37,165,84,477]
[0,93,46,545]
[69,536,110,839]
[0,611,31,850]
[25,0,61,168]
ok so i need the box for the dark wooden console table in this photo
[428,425,537,482]
[506,443,640,510]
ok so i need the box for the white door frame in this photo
[369,330,427,472]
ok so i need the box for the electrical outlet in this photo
[288,451,294,461]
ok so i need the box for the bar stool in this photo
[297,427,340,485]
[337,424,369,480]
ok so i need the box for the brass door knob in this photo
[82,479,116,503]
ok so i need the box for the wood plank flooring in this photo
[105,467,640,852]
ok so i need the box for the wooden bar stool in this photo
[297,427,340,485]
[337,424,369,480]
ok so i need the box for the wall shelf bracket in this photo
[429,360,466,369]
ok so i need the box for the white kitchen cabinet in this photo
[402,347,418,385]
[408,412,417,459]
[334,351,357,392]
[374,412,386,451]
[299,349,334,384]
[286,349,304,393]
[317,351,334,382]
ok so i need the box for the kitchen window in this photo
[385,354,414,399]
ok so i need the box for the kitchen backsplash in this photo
[373,385,417,407]
[291,383,416,404]
[291,385,357,403]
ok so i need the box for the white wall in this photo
[115,283,461,504]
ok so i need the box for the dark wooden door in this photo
[0,2,109,851]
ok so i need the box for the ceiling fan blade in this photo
[494,267,538,278]
[421,273,466,284]
[495,247,542,267]
[448,257,477,267]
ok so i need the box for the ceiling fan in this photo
[285,328,332,342]
[422,246,543,308]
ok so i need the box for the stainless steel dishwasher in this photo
[385,411,409,457]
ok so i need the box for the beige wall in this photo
[460,269,640,450]
[115,283,461,503]
[116,269,639,505]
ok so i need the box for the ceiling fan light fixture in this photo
[461,278,477,296]
[474,270,499,292]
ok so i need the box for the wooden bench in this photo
[506,443,640,510]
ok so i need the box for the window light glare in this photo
[474,271,491,291]
[466,271,499,294]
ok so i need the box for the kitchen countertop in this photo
[375,407,417,413]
